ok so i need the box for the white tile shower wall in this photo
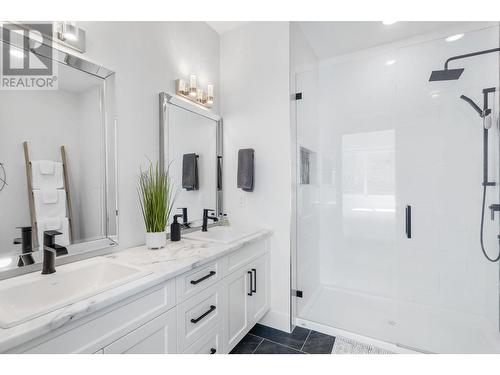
[297,24,500,351]
[220,22,291,331]
[77,21,220,249]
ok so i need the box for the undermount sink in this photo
[0,258,149,329]
[183,226,259,244]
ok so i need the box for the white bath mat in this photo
[332,336,393,354]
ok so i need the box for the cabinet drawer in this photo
[226,239,267,274]
[22,279,176,354]
[103,308,177,354]
[177,283,224,351]
[176,258,226,303]
[183,322,223,354]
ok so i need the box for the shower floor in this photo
[297,284,500,353]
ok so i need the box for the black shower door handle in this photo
[405,205,412,239]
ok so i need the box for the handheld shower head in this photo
[460,95,484,118]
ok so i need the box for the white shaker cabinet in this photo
[7,236,271,354]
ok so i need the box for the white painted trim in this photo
[295,318,423,354]
[259,309,292,333]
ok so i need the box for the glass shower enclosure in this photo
[291,21,500,353]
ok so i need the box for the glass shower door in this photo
[294,55,400,344]
[395,24,500,353]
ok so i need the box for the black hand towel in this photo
[237,148,254,192]
[182,153,199,191]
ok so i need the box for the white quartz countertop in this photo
[0,228,272,353]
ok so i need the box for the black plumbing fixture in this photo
[14,226,35,267]
[42,230,68,274]
[430,44,500,262]
[429,47,500,81]
[461,87,499,262]
[202,209,218,232]
[178,207,189,228]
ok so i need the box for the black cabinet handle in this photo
[251,268,257,293]
[247,271,253,296]
[190,305,216,324]
[210,348,216,354]
[405,205,412,239]
[190,271,216,285]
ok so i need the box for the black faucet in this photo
[14,226,35,267]
[42,230,68,275]
[202,209,218,232]
[178,207,190,228]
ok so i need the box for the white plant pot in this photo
[145,231,167,250]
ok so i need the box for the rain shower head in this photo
[429,47,500,82]
[429,68,464,81]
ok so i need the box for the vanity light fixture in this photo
[189,74,198,97]
[55,22,86,53]
[382,21,398,25]
[385,59,396,65]
[175,76,214,108]
[207,84,214,105]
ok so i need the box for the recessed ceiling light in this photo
[382,21,398,25]
[445,33,464,42]
[9,48,24,58]
[385,59,396,65]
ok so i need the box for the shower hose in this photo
[480,184,500,262]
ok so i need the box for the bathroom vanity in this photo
[0,228,271,354]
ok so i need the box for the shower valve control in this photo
[488,204,500,220]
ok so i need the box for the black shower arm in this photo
[444,48,500,70]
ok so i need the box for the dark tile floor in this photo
[229,323,336,354]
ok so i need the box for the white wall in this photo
[78,21,220,249]
[220,22,291,331]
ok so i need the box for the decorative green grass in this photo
[138,161,176,233]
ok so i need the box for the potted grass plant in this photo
[138,161,176,249]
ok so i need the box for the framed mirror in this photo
[159,93,222,230]
[0,29,117,278]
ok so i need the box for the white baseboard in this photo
[259,309,291,333]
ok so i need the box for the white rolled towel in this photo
[37,217,70,249]
[31,161,64,189]
[33,190,66,219]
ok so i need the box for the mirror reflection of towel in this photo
[182,153,199,191]
[237,149,254,192]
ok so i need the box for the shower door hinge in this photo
[293,92,302,100]
[292,289,303,298]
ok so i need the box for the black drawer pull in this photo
[251,268,257,293]
[247,271,253,296]
[190,271,216,285]
[191,305,216,324]
[210,348,216,354]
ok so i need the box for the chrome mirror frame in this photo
[0,28,118,280]
[159,92,223,226]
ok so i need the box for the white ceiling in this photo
[206,21,248,35]
[297,21,490,60]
